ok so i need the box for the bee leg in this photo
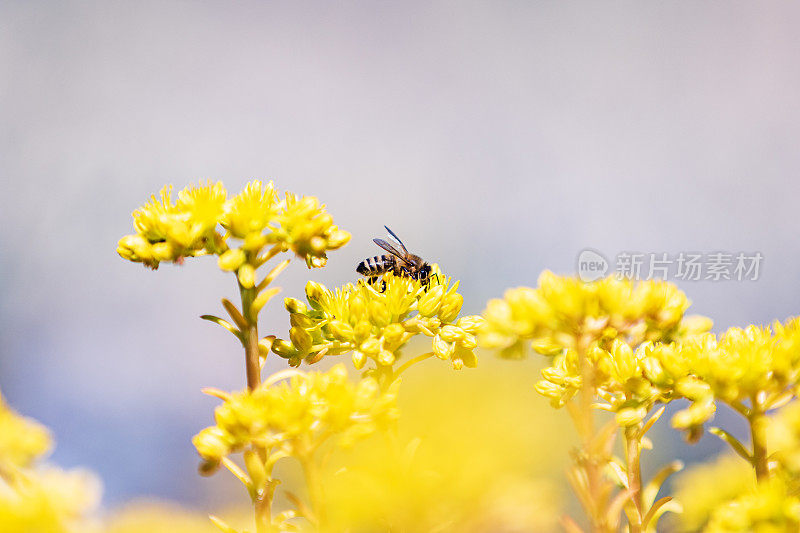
[369,275,387,293]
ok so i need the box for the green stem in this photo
[749,395,769,482]
[393,351,434,380]
[254,485,275,533]
[239,282,261,390]
[572,332,613,533]
[624,426,644,533]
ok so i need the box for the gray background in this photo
[1,1,799,509]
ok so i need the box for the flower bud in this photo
[418,286,444,317]
[192,427,231,462]
[439,293,464,323]
[615,406,647,427]
[151,241,176,262]
[368,300,391,327]
[459,333,478,350]
[326,230,351,249]
[457,315,485,334]
[310,236,327,254]
[534,380,562,399]
[284,298,307,314]
[383,323,405,346]
[531,338,562,356]
[675,377,712,401]
[360,338,381,355]
[349,293,367,319]
[290,312,316,329]
[218,248,246,272]
[328,320,354,340]
[238,263,256,288]
[439,325,463,343]
[354,321,372,344]
[272,339,299,359]
[305,281,326,309]
[289,326,313,353]
[352,351,367,370]
[433,335,455,360]
[377,350,395,366]
[243,232,267,253]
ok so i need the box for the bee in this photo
[356,226,434,290]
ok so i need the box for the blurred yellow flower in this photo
[0,392,51,469]
[0,392,100,533]
[319,359,567,533]
[673,453,755,531]
[105,500,219,533]
[705,479,800,533]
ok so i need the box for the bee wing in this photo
[384,225,409,254]
[373,239,412,264]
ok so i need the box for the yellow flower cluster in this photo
[193,365,399,470]
[319,358,566,532]
[680,320,800,406]
[0,392,51,469]
[535,339,675,426]
[704,479,800,533]
[674,453,755,531]
[0,392,100,533]
[272,269,483,371]
[640,319,800,439]
[117,180,350,269]
[479,271,707,359]
[768,400,800,478]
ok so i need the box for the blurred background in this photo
[1,0,800,514]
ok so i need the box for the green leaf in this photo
[709,427,752,464]
[641,406,666,437]
[222,298,248,330]
[200,315,244,343]
[644,497,682,532]
[607,458,629,488]
[642,460,683,509]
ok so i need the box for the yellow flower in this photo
[767,400,800,477]
[0,392,51,468]
[705,479,800,533]
[0,466,101,533]
[119,180,351,272]
[105,501,219,533]
[273,267,482,371]
[319,359,567,532]
[0,392,100,533]
[221,180,280,239]
[479,271,705,359]
[176,180,227,235]
[273,193,351,268]
[131,185,180,243]
[673,453,755,531]
[118,182,227,268]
